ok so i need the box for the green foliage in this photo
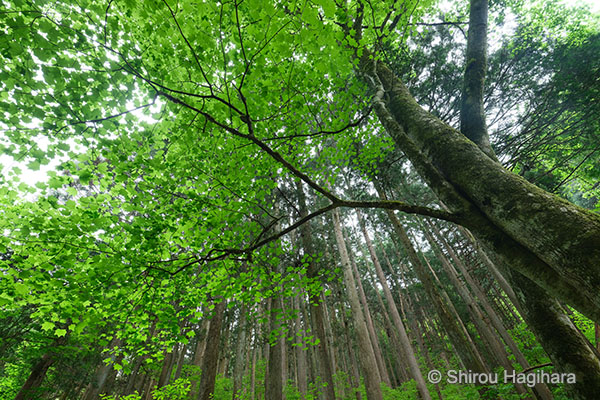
[152,378,191,400]
[212,375,233,400]
[569,309,596,346]
[0,0,598,399]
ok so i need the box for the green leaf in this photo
[55,328,67,337]
[42,321,55,331]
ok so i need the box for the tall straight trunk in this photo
[174,342,187,381]
[142,377,155,400]
[461,0,494,159]
[332,208,383,400]
[421,250,491,370]
[192,317,210,367]
[389,244,451,372]
[189,317,210,398]
[124,356,144,395]
[233,305,248,400]
[380,247,430,366]
[83,337,122,400]
[265,296,286,400]
[459,226,520,308]
[293,294,309,398]
[429,222,553,399]
[356,209,432,400]
[197,300,226,400]
[347,236,392,388]
[157,347,175,389]
[217,312,232,377]
[377,195,489,375]
[14,353,55,400]
[296,180,337,399]
[250,328,258,400]
[364,266,411,385]
[423,227,529,397]
[341,307,363,400]
[320,291,338,376]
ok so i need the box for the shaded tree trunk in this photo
[293,294,308,399]
[232,305,248,400]
[332,208,383,400]
[356,209,432,399]
[358,42,600,322]
[347,235,392,388]
[197,300,226,400]
[265,296,286,400]
[430,222,553,399]
[296,180,337,399]
[498,261,600,400]
[14,353,55,400]
[377,195,489,375]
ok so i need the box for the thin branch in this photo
[160,0,211,87]
[156,90,340,202]
[337,199,461,223]
[159,196,461,276]
[67,96,157,126]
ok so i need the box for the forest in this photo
[1,0,599,399]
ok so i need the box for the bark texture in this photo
[197,300,226,400]
[14,354,54,400]
[500,264,600,400]
[359,52,600,322]
[332,209,383,400]
[461,0,495,159]
[296,180,337,399]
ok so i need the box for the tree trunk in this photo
[157,348,175,389]
[190,317,210,399]
[197,300,226,400]
[233,305,248,400]
[341,308,363,400]
[174,342,187,381]
[430,222,553,399]
[347,236,392,388]
[356,209,432,400]
[423,226,530,397]
[296,180,337,399]
[461,224,600,398]
[265,296,286,400]
[461,0,495,159]
[378,197,489,375]
[293,294,309,399]
[359,48,600,322]
[14,353,55,400]
[505,263,600,399]
[332,208,383,400]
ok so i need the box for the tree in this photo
[1,0,600,398]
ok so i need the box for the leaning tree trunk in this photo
[347,237,392,388]
[375,188,488,375]
[429,222,554,399]
[332,208,383,400]
[357,49,600,323]
[14,353,55,400]
[500,263,600,400]
[356,209,432,400]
